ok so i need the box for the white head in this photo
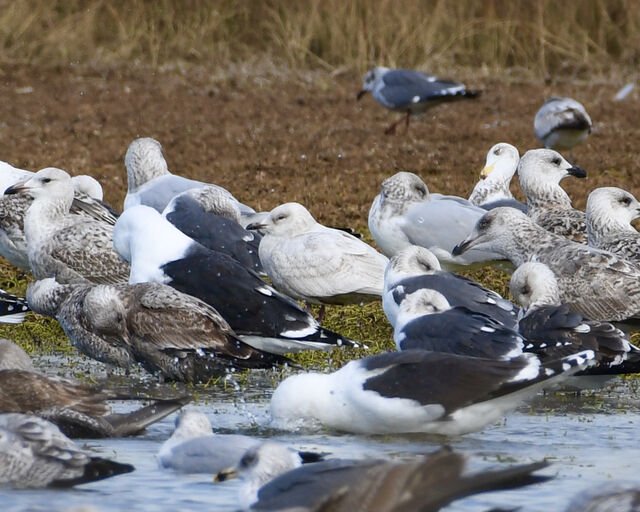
[396,289,451,326]
[124,137,170,193]
[5,167,74,210]
[26,278,73,317]
[480,143,520,183]
[247,202,318,237]
[509,262,560,310]
[0,339,35,372]
[164,185,241,223]
[170,410,213,440]
[357,66,391,97]
[586,187,640,238]
[71,175,104,200]
[385,246,441,289]
[379,172,430,205]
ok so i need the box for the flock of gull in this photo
[1,66,639,511]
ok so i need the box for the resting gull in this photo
[0,413,133,488]
[123,137,255,219]
[517,148,587,242]
[163,186,263,273]
[0,338,191,437]
[247,202,388,311]
[453,207,640,322]
[469,142,527,212]
[356,67,480,135]
[269,348,594,435]
[27,278,289,382]
[219,444,551,512]
[534,96,592,160]
[0,289,30,324]
[383,246,520,329]
[565,483,640,512]
[368,171,504,267]
[113,205,357,354]
[586,186,640,262]
[5,167,129,283]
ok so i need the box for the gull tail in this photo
[51,458,134,488]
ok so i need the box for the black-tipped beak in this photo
[4,183,27,195]
[356,89,368,101]
[214,467,238,483]
[567,165,587,179]
[452,239,472,256]
[246,222,266,231]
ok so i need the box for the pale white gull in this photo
[220,444,551,512]
[517,148,588,242]
[565,483,640,512]
[586,186,640,262]
[453,207,640,322]
[357,67,480,135]
[368,171,504,267]
[113,205,357,354]
[269,348,594,435]
[5,168,129,284]
[248,202,388,308]
[383,245,520,329]
[0,413,133,488]
[534,96,592,160]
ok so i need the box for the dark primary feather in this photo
[380,69,474,108]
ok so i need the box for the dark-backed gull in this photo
[113,205,357,354]
[534,96,592,160]
[368,171,504,267]
[269,348,594,435]
[454,207,640,322]
[517,148,587,242]
[0,413,133,488]
[247,202,388,308]
[357,67,480,135]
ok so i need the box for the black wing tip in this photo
[51,458,134,487]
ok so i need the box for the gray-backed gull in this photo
[534,96,592,160]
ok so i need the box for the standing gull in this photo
[5,168,129,284]
[517,148,588,242]
[357,67,480,135]
[453,207,640,322]
[247,202,388,312]
[534,96,592,160]
[270,348,594,435]
[113,206,357,354]
[586,186,640,262]
[368,171,504,267]
[0,413,133,488]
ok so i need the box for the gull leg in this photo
[316,304,326,325]
[384,116,403,135]
[403,110,411,134]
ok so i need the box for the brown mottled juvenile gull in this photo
[220,443,551,512]
[368,171,504,267]
[517,148,587,242]
[0,413,133,488]
[534,96,592,160]
[248,202,388,308]
[27,278,289,382]
[454,207,640,322]
[586,186,640,262]
[123,137,255,220]
[5,167,129,284]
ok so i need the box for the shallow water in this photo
[3,355,640,511]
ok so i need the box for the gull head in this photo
[71,175,104,201]
[164,185,241,223]
[379,172,430,205]
[517,149,586,198]
[5,167,74,206]
[397,289,451,326]
[125,137,169,192]
[171,410,213,440]
[357,66,390,99]
[480,143,520,182]
[510,262,560,311]
[246,202,317,237]
[26,277,72,317]
[83,285,127,337]
[0,340,35,372]
[586,187,640,235]
[385,246,441,288]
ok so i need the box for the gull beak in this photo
[479,164,495,180]
[452,236,476,256]
[567,165,587,179]
[214,466,238,483]
[4,179,32,195]
[356,89,368,101]
[246,222,267,231]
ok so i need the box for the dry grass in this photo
[0,0,639,78]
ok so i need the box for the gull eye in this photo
[551,157,561,166]
[413,185,426,198]
[41,178,52,184]
[239,451,257,469]
[520,285,531,296]
[478,217,492,230]
[620,196,632,206]
[494,148,502,155]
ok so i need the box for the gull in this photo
[534,96,592,161]
[163,186,263,273]
[517,148,588,242]
[453,207,640,322]
[0,338,191,438]
[247,202,388,314]
[27,278,289,382]
[586,186,640,262]
[5,168,129,284]
[0,413,133,488]
[357,67,480,135]
[0,289,30,324]
[383,246,520,329]
[368,171,504,267]
[221,444,551,512]
[566,483,640,512]
[123,137,255,219]
[468,142,527,212]
[269,348,594,435]
[113,206,357,354]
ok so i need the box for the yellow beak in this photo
[214,466,238,483]
[479,163,495,180]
